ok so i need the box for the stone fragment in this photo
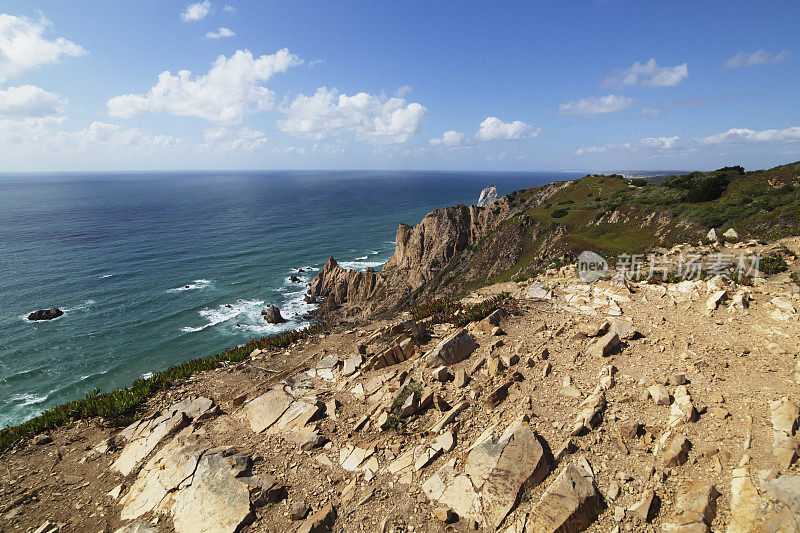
[610,318,638,340]
[620,420,640,440]
[626,489,655,522]
[239,388,294,434]
[487,357,504,376]
[528,456,601,533]
[434,507,455,522]
[648,384,671,406]
[297,504,336,533]
[668,386,698,427]
[291,501,310,520]
[475,309,504,332]
[706,290,727,312]
[342,355,363,376]
[453,369,468,388]
[587,332,621,358]
[433,366,452,382]
[491,326,505,336]
[430,401,469,433]
[425,328,478,367]
[579,321,609,337]
[770,398,800,468]
[113,521,158,533]
[485,381,512,408]
[571,389,605,436]
[663,434,692,468]
[662,481,719,533]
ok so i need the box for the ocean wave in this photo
[370,250,379,255]
[99,274,113,279]
[181,298,264,333]
[141,372,153,379]
[338,259,385,271]
[10,393,48,406]
[355,256,368,260]
[167,279,211,293]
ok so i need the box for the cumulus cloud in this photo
[474,117,540,140]
[429,130,466,146]
[576,126,800,155]
[277,87,427,144]
[223,5,237,13]
[200,126,267,151]
[0,85,65,117]
[181,1,212,22]
[107,48,301,125]
[725,49,790,69]
[205,27,235,39]
[557,94,634,116]
[603,58,688,88]
[0,14,86,83]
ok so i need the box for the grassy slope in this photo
[414,161,800,299]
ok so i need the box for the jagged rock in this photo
[770,398,800,467]
[425,328,478,367]
[587,332,621,358]
[663,434,692,468]
[454,369,468,387]
[729,457,800,531]
[297,503,336,533]
[723,228,739,241]
[627,489,656,522]
[113,396,216,476]
[263,305,285,324]
[240,388,295,433]
[706,291,727,312]
[485,381,512,408]
[475,309,504,333]
[306,257,381,313]
[342,355,363,376]
[648,384,671,406]
[430,401,469,433]
[339,443,376,472]
[434,506,456,522]
[120,429,260,533]
[668,386,698,427]
[291,501,310,520]
[662,481,718,533]
[579,321,609,337]
[610,318,638,340]
[423,419,550,528]
[477,184,498,207]
[433,366,452,382]
[571,388,605,436]
[27,307,63,321]
[706,228,718,242]
[620,420,640,440]
[527,456,602,533]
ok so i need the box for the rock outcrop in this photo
[477,185,498,207]
[262,305,285,324]
[27,307,63,321]
[305,257,381,315]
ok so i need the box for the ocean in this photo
[0,170,582,428]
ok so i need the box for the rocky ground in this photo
[2,238,799,533]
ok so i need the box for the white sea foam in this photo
[10,393,47,406]
[181,298,265,333]
[370,250,379,255]
[99,274,113,279]
[355,256,368,260]
[141,372,153,379]
[338,259,385,271]
[167,279,211,293]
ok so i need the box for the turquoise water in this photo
[0,170,581,428]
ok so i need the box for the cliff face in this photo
[382,199,514,290]
[306,257,381,316]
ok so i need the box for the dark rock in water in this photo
[297,268,305,273]
[28,307,64,321]
[290,275,301,283]
[263,305,285,324]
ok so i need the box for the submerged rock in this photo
[27,307,63,321]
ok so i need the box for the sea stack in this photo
[263,305,285,324]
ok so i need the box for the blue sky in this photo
[0,1,798,171]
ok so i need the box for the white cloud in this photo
[603,58,688,88]
[474,117,540,140]
[576,126,800,155]
[107,48,301,125]
[0,85,65,117]
[698,127,800,145]
[0,14,86,84]
[277,87,427,144]
[205,27,235,39]
[725,49,790,69]
[429,130,466,146]
[0,117,180,152]
[223,5,237,13]
[557,94,634,116]
[200,126,267,151]
[181,1,212,22]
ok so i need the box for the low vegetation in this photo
[0,324,327,451]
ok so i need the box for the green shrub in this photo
[551,208,569,219]
[0,323,327,451]
[759,255,788,275]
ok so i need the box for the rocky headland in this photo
[2,162,800,533]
